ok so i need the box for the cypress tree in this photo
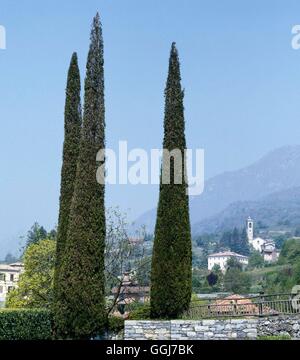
[239,227,250,256]
[53,52,82,308]
[230,227,240,253]
[54,13,106,339]
[150,43,192,318]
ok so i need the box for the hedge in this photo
[107,316,124,333]
[0,309,53,340]
[128,304,151,320]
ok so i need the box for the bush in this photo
[107,316,124,333]
[0,309,53,340]
[128,304,151,320]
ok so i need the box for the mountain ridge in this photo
[132,145,300,234]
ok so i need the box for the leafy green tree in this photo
[230,227,240,253]
[238,227,250,256]
[53,52,82,314]
[224,267,251,294]
[54,14,106,339]
[292,261,300,284]
[207,272,218,287]
[6,239,55,308]
[274,234,289,249]
[248,251,264,269]
[26,222,48,248]
[294,227,300,237]
[220,231,232,249]
[226,256,243,271]
[220,227,249,255]
[135,257,151,286]
[150,43,192,318]
[192,269,203,293]
[278,238,300,264]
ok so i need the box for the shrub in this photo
[0,309,53,340]
[128,304,151,320]
[107,316,124,333]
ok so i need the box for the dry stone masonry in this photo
[124,316,300,340]
[125,321,171,340]
[125,319,258,340]
[258,315,300,339]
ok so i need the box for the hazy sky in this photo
[1,0,300,255]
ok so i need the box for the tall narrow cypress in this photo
[55,13,106,339]
[53,52,82,308]
[150,43,192,318]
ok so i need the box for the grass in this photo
[245,264,289,277]
[258,335,291,340]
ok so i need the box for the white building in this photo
[246,217,279,263]
[262,241,280,262]
[251,236,266,253]
[246,216,265,251]
[208,251,249,272]
[0,262,24,303]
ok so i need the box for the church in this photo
[246,217,280,263]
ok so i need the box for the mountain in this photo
[193,186,300,234]
[133,145,300,234]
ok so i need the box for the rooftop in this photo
[0,262,24,272]
[208,251,248,259]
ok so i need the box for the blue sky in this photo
[1,0,300,256]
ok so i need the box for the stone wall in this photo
[124,316,300,340]
[124,319,257,340]
[258,315,300,339]
[124,321,171,340]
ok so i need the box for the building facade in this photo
[0,262,23,304]
[246,217,279,262]
[208,251,249,272]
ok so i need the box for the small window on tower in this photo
[249,223,252,228]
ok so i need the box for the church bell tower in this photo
[246,216,254,243]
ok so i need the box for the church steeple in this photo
[246,216,254,243]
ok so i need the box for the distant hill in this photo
[193,186,300,235]
[133,145,300,234]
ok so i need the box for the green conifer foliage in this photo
[54,13,106,339]
[150,43,192,318]
[53,53,82,308]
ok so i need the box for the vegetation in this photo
[223,258,251,294]
[128,303,151,320]
[247,251,264,269]
[243,239,300,294]
[151,43,192,319]
[278,238,300,265]
[104,208,150,317]
[258,335,291,340]
[219,227,250,256]
[1,253,19,264]
[224,267,251,294]
[107,316,124,333]
[54,13,106,339]
[24,222,56,249]
[53,52,82,310]
[0,309,52,340]
[6,239,55,308]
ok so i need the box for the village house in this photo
[208,251,249,272]
[246,217,280,262]
[0,262,24,304]
[111,272,150,317]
